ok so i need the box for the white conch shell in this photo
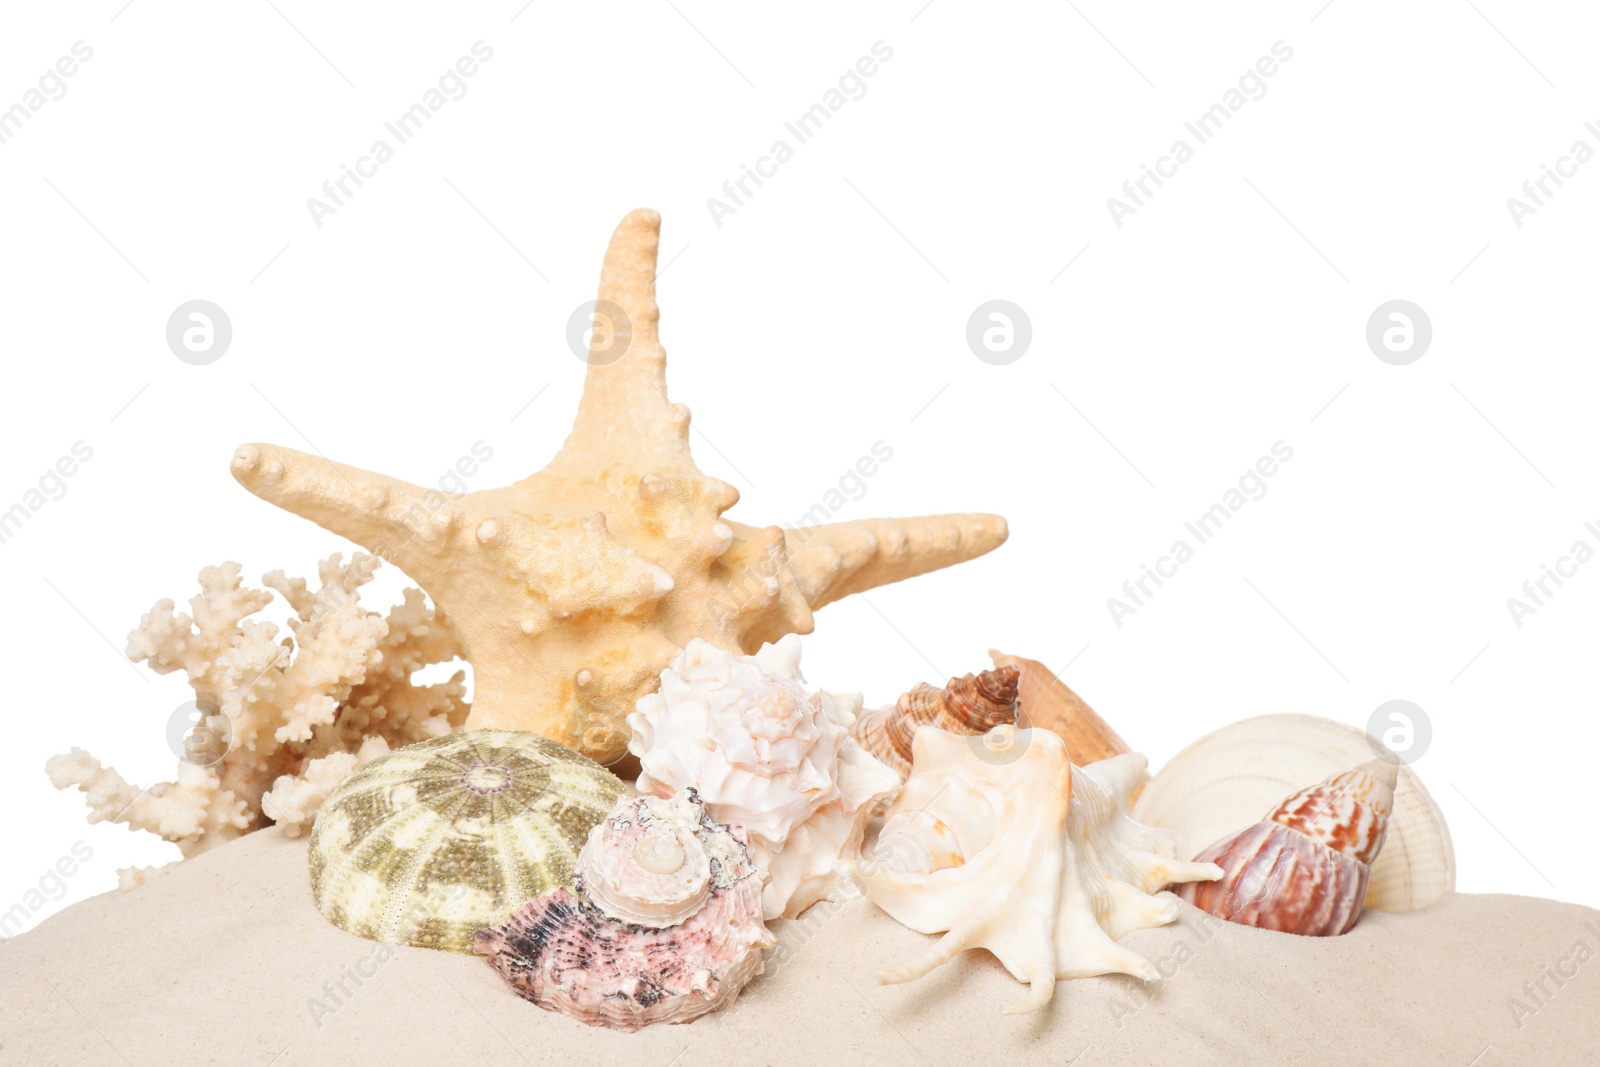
[628,636,900,920]
[760,741,900,919]
[1131,713,1455,911]
[861,725,1222,1015]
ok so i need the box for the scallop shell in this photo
[308,730,627,953]
[1131,714,1454,911]
[1174,760,1397,936]
[860,726,1222,1014]
[475,790,775,1032]
[988,650,1132,765]
[852,666,1020,777]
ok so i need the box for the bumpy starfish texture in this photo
[231,209,1008,764]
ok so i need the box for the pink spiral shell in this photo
[474,791,775,1031]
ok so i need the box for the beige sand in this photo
[2,830,1595,1066]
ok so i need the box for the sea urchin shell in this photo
[308,730,626,953]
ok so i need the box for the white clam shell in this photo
[1131,713,1455,912]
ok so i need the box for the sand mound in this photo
[3,829,1594,1065]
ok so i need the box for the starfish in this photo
[230,209,1007,764]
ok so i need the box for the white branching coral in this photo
[260,736,393,837]
[47,553,469,864]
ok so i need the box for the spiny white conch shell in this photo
[1132,714,1454,911]
[1173,760,1397,936]
[628,636,901,920]
[860,725,1222,1015]
[474,790,775,1032]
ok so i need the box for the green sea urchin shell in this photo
[307,730,627,953]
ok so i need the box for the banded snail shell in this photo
[1133,713,1454,912]
[1174,759,1397,936]
[853,666,1019,777]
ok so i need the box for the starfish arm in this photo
[220,210,1011,765]
[232,443,675,632]
[552,208,688,468]
[784,513,1009,609]
[714,522,817,649]
[229,442,465,581]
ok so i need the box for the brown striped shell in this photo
[852,666,1019,777]
[989,650,1132,765]
[1174,759,1397,936]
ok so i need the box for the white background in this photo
[3,1,1598,934]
